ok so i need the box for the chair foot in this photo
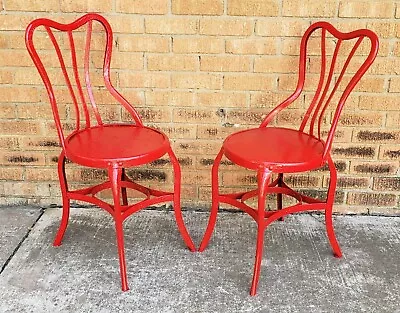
[53,200,70,246]
[325,210,343,258]
[250,225,265,296]
[115,217,129,291]
[198,202,218,252]
[173,207,196,252]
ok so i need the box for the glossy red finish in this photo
[199,22,379,296]
[25,13,195,292]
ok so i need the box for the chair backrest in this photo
[25,13,143,150]
[260,22,379,160]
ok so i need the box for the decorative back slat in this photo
[25,14,144,151]
[260,22,379,161]
[84,20,102,126]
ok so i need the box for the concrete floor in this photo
[0,206,399,313]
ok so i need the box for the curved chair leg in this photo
[325,156,342,258]
[277,173,284,221]
[109,166,129,291]
[54,152,70,246]
[168,148,196,252]
[250,168,271,296]
[198,148,224,252]
[121,168,128,206]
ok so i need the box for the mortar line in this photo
[0,208,46,275]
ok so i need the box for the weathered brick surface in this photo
[172,0,224,15]
[0,1,398,213]
[228,0,279,16]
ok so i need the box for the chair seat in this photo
[65,124,170,168]
[223,127,325,172]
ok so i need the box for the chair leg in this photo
[54,152,70,246]
[109,166,129,291]
[198,148,224,252]
[121,168,128,206]
[168,148,196,252]
[250,169,271,296]
[325,156,342,258]
[277,173,284,221]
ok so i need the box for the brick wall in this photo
[0,0,399,214]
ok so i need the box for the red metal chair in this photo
[199,22,379,295]
[25,13,195,291]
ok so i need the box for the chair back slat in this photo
[308,37,341,138]
[67,29,92,128]
[84,20,103,126]
[45,25,82,131]
[300,28,327,134]
[316,36,364,140]
[261,22,379,160]
[25,14,144,150]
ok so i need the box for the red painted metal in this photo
[199,22,379,296]
[25,13,196,292]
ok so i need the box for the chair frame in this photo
[199,21,379,295]
[25,13,195,292]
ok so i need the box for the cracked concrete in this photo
[0,206,399,312]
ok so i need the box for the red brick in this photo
[123,107,171,123]
[379,145,400,160]
[200,55,251,72]
[353,130,400,143]
[339,112,384,127]
[3,182,50,197]
[172,0,223,15]
[181,170,210,185]
[347,192,397,207]
[172,140,221,156]
[332,145,376,159]
[5,0,59,11]
[0,152,46,166]
[339,1,394,18]
[119,72,170,89]
[0,104,16,118]
[0,167,24,180]
[224,74,275,91]
[226,38,277,55]
[147,55,198,71]
[172,73,222,90]
[324,176,370,189]
[228,0,279,16]
[283,0,336,17]
[145,91,195,107]
[117,36,170,53]
[226,109,266,125]
[255,20,310,37]
[173,37,225,54]
[200,19,253,36]
[173,108,221,124]
[0,121,42,135]
[351,161,398,175]
[359,95,399,111]
[117,0,168,14]
[386,113,400,128]
[145,17,198,35]
[61,0,112,12]
[148,124,197,139]
[254,56,299,73]
[25,167,59,181]
[20,136,60,151]
[197,92,247,108]
[373,177,400,191]
[196,124,244,140]
[0,137,20,150]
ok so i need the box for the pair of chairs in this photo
[25,14,378,295]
